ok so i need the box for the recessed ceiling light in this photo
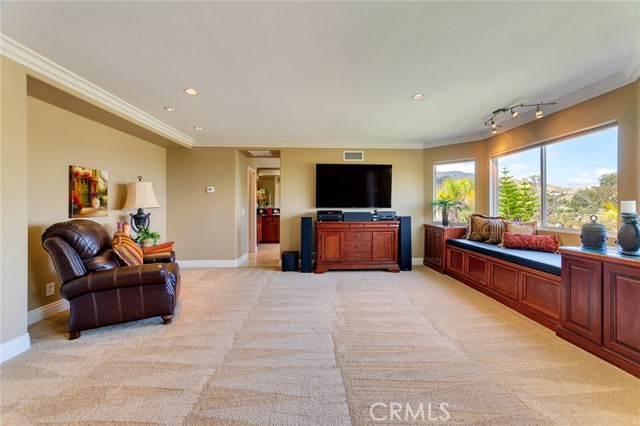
[164,106,177,112]
[193,126,203,130]
[411,94,425,100]
[184,88,198,96]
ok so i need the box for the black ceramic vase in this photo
[442,209,449,227]
[617,213,640,256]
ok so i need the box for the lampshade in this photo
[122,181,160,210]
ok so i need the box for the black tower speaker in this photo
[300,216,313,273]
[397,216,412,271]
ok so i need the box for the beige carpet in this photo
[2,266,639,425]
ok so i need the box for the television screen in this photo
[315,164,392,208]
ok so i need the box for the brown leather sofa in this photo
[42,219,180,339]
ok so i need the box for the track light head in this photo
[535,106,543,119]
[511,109,520,118]
[491,128,498,135]
[490,120,497,130]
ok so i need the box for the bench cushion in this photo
[447,238,561,276]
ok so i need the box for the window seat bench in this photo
[444,238,561,330]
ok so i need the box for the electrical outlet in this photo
[45,282,55,297]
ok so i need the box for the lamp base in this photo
[130,208,152,234]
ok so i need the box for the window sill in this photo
[538,226,617,239]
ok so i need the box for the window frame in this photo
[490,122,618,234]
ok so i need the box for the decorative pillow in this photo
[500,232,561,253]
[486,219,508,244]
[465,214,503,242]
[112,232,143,266]
[505,221,537,236]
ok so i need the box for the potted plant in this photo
[134,226,161,247]
[430,198,462,227]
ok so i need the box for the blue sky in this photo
[497,126,617,188]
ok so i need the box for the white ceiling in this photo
[1,1,638,149]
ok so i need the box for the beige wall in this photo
[1,57,29,346]
[167,147,241,261]
[424,80,640,246]
[280,148,425,257]
[27,96,167,311]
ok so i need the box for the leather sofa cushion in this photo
[84,251,120,272]
[447,238,561,276]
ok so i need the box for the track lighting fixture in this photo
[484,101,555,135]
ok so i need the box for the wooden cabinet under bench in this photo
[423,224,467,273]
[315,221,400,274]
[558,247,640,378]
[444,243,561,331]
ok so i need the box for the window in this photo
[433,161,475,224]
[492,125,618,232]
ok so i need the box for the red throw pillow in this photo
[500,232,560,253]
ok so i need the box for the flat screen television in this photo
[315,164,392,208]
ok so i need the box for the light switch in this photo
[206,186,215,193]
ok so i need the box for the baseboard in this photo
[412,257,423,265]
[27,298,70,325]
[0,333,30,363]
[179,253,249,268]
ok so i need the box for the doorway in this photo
[242,151,281,267]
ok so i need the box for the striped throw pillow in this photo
[486,219,507,244]
[112,232,143,266]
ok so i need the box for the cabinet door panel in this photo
[490,263,518,300]
[604,264,640,363]
[372,232,395,262]
[432,228,443,266]
[320,232,342,263]
[521,272,560,319]
[447,248,465,275]
[466,255,488,287]
[561,256,602,344]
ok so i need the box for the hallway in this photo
[240,243,280,267]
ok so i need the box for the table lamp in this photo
[122,176,160,233]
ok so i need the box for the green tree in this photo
[498,168,520,220]
[436,177,475,223]
[519,177,540,222]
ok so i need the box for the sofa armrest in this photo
[143,251,175,264]
[60,263,170,300]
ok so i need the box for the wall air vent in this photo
[343,151,364,161]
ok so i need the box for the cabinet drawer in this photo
[344,232,372,242]
[343,252,372,262]
[344,242,371,252]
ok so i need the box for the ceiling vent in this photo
[343,151,364,161]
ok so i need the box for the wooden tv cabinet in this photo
[315,221,400,274]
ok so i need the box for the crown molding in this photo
[193,139,426,149]
[422,133,482,149]
[623,36,640,81]
[0,34,193,148]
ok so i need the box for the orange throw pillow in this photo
[500,232,560,253]
[112,232,143,266]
